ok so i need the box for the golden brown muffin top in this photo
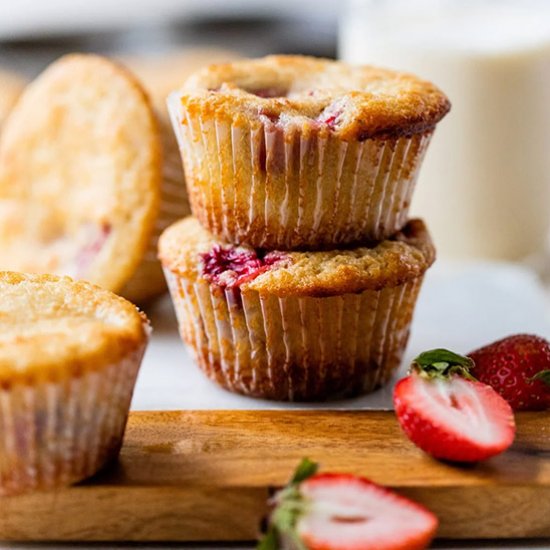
[177,55,450,140]
[0,54,162,295]
[0,272,149,384]
[159,217,435,297]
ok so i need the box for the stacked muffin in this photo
[160,55,450,401]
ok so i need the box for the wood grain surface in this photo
[1,410,549,542]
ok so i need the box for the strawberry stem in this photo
[412,349,476,381]
[291,458,318,484]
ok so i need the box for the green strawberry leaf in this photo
[291,458,319,484]
[257,526,279,550]
[530,369,550,386]
[412,349,476,381]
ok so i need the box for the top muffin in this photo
[180,55,450,140]
[170,55,450,250]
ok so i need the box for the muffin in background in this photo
[0,68,26,129]
[169,55,450,250]
[124,49,239,125]
[0,54,165,304]
[120,49,239,299]
[159,216,435,401]
[0,271,149,496]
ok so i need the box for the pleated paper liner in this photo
[0,346,145,496]
[164,268,424,401]
[122,110,190,304]
[169,94,432,250]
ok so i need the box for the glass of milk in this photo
[340,0,550,262]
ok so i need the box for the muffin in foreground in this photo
[0,272,149,496]
[159,216,435,401]
[0,54,165,304]
[169,55,449,250]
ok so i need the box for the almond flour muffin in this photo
[0,54,168,304]
[169,55,449,250]
[159,216,435,401]
[0,272,149,496]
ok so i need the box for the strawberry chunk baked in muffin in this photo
[159,216,435,401]
[0,54,178,303]
[169,55,449,250]
[0,272,149,496]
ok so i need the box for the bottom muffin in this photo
[159,217,435,401]
[0,272,149,496]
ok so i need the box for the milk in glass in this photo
[340,0,550,260]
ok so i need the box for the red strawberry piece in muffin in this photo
[74,223,112,278]
[200,245,287,289]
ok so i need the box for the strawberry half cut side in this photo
[259,459,438,550]
[394,349,516,463]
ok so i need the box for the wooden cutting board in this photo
[1,410,549,542]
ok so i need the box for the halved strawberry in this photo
[258,459,438,550]
[393,349,516,462]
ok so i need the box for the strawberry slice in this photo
[259,459,438,550]
[394,349,516,462]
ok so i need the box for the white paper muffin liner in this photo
[122,111,190,303]
[0,345,145,496]
[168,95,432,250]
[164,267,424,401]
